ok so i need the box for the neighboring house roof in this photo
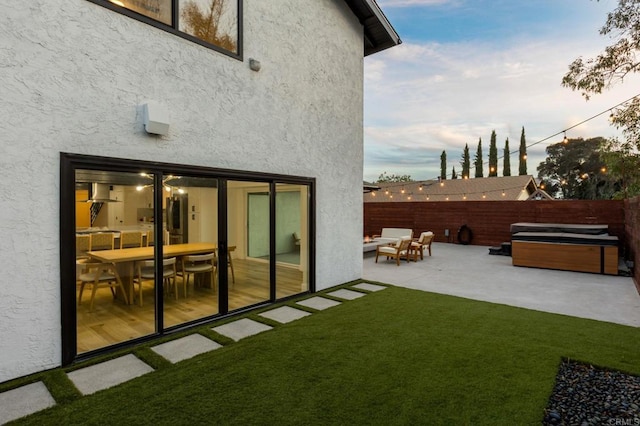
[363,181,380,193]
[365,176,543,202]
[343,0,402,55]
[527,188,554,200]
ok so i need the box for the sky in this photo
[364,0,639,182]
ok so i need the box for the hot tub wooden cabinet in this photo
[510,223,618,275]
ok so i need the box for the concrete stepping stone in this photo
[352,283,387,292]
[67,354,154,395]
[212,318,272,342]
[0,381,56,424]
[151,334,222,364]
[327,289,366,300]
[296,296,341,311]
[259,306,311,324]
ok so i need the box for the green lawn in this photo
[13,285,640,425]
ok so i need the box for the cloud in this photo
[363,33,638,182]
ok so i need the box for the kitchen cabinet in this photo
[108,187,125,227]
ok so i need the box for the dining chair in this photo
[77,261,128,311]
[89,232,115,251]
[181,253,216,293]
[119,231,144,249]
[76,234,91,259]
[133,257,178,306]
[228,246,236,284]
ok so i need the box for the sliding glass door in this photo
[162,175,219,328]
[275,184,309,298]
[62,153,314,364]
[228,181,270,311]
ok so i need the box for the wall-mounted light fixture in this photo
[142,101,170,136]
[249,58,261,72]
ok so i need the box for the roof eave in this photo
[344,0,402,56]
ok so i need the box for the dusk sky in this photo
[364,0,639,182]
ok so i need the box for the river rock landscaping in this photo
[543,359,640,425]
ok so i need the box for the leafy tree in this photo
[440,150,447,180]
[488,130,498,177]
[474,138,484,178]
[537,137,618,199]
[376,172,413,183]
[503,138,511,176]
[451,166,458,179]
[519,127,527,175]
[562,0,640,150]
[181,0,237,52]
[460,144,471,179]
[600,138,640,199]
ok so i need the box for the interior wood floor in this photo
[76,258,306,353]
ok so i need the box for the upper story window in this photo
[92,0,241,58]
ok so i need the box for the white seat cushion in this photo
[378,246,398,255]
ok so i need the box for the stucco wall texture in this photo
[0,0,365,383]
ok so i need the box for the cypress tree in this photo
[503,138,511,176]
[489,130,498,177]
[451,166,458,179]
[461,144,471,179]
[440,150,447,180]
[519,127,527,175]
[474,138,483,178]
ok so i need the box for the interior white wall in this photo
[0,0,364,383]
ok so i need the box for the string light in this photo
[370,179,544,201]
[563,132,568,144]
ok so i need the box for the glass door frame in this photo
[61,153,315,366]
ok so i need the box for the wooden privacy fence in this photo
[364,200,627,252]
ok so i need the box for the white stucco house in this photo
[0,0,399,383]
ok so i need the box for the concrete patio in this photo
[363,242,640,328]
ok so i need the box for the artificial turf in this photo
[12,285,640,425]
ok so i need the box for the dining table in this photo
[87,242,219,304]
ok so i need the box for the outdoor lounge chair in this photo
[411,231,434,260]
[375,236,412,266]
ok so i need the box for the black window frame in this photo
[85,0,243,60]
[61,152,315,365]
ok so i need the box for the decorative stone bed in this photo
[543,359,640,425]
[510,222,619,275]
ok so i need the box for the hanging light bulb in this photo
[418,184,423,191]
[463,194,467,200]
[400,187,405,194]
[563,132,568,144]
[482,192,486,199]
[501,190,506,197]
